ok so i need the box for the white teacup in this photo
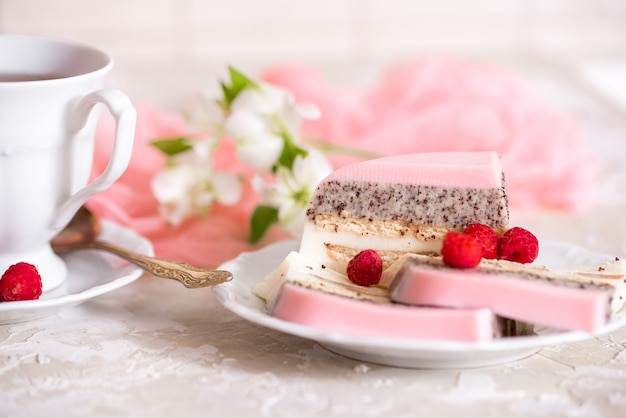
[0,35,136,293]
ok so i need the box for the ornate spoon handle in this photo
[87,240,232,288]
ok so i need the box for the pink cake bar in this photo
[390,265,613,333]
[301,152,510,272]
[272,283,498,341]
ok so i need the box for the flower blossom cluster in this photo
[149,67,332,242]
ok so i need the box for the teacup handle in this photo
[51,89,136,231]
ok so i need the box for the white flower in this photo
[150,141,242,225]
[224,82,320,171]
[183,91,226,134]
[225,108,284,171]
[261,149,332,236]
[149,68,329,243]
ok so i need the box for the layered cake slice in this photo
[255,251,500,341]
[386,254,625,332]
[255,150,621,338]
[299,152,509,272]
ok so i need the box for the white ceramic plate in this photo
[0,221,151,325]
[214,240,626,369]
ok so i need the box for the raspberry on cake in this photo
[498,227,539,263]
[299,151,509,273]
[346,249,383,286]
[441,232,483,269]
[464,223,499,259]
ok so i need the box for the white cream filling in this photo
[298,222,443,272]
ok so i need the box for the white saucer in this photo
[214,240,626,369]
[0,220,152,325]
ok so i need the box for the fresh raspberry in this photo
[464,223,499,259]
[0,262,43,302]
[498,227,539,264]
[441,232,483,269]
[346,249,383,286]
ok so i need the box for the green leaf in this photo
[221,66,257,107]
[276,134,308,171]
[151,137,194,156]
[248,205,279,243]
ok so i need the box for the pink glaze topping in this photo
[272,283,497,341]
[323,151,503,188]
[390,266,611,333]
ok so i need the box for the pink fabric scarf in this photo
[87,59,595,268]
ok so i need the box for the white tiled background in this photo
[0,0,625,110]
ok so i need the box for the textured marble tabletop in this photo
[2,273,626,418]
[2,64,626,418]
